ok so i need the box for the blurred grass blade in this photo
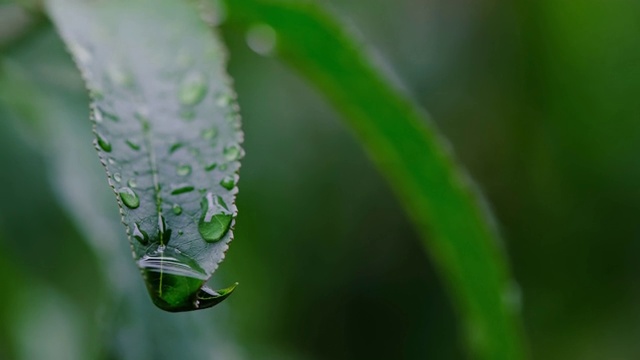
[223,1,526,358]
[46,0,243,312]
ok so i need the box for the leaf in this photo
[223,1,526,359]
[46,0,243,312]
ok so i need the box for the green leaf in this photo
[223,1,526,359]
[46,0,243,312]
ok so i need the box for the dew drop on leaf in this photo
[172,203,183,215]
[179,71,207,106]
[220,176,235,190]
[126,139,141,151]
[198,192,232,243]
[127,178,137,188]
[96,132,112,152]
[119,187,140,209]
[132,222,149,244]
[201,127,217,140]
[205,162,217,172]
[176,164,192,176]
[170,183,195,195]
[223,145,241,161]
[113,172,122,183]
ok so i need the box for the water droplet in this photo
[92,105,103,123]
[135,107,150,122]
[138,246,235,311]
[126,139,141,151]
[223,145,242,161]
[216,93,232,107]
[205,162,217,172]
[217,196,229,210]
[96,132,112,152]
[246,23,277,56]
[176,164,192,177]
[113,173,122,183]
[107,157,116,165]
[179,72,207,106]
[132,222,149,244]
[201,127,217,140]
[108,65,133,87]
[119,187,140,209]
[170,183,195,195]
[128,178,137,188]
[220,176,235,190]
[180,108,195,121]
[172,203,183,215]
[178,230,184,236]
[157,213,172,244]
[169,142,183,154]
[198,192,232,243]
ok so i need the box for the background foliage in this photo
[1,0,640,359]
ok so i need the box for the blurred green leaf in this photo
[46,0,243,312]
[224,1,525,358]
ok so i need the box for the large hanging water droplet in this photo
[119,187,140,209]
[179,72,207,106]
[223,145,241,161]
[172,203,183,215]
[170,183,195,195]
[176,164,192,177]
[220,176,235,190]
[198,192,232,243]
[96,132,112,152]
[132,222,149,244]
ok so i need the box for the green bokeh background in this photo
[1,0,640,359]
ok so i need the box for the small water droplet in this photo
[158,213,172,244]
[119,187,140,209]
[178,230,184,236]
[179,72,207,106]
[126,139,141,151]
[128,178,137,188]
[132,222,149,244]
[135,107,150,122]
[171,183,195,195]
[107,158,116,165]
[223,145,241,161]
[172,203,183,215]
[220,176,235,190]
[217,196,229,210]
[169,142,183,154]
[205,162,217,172]
[201,127,217,140]
[176,164,192,177]
[113,173,122,183]
[216,93,232,107]
[180,109,195,121]
[246,23,277,56]
[198,192,232,243]
[92,105,103,123]
[108,65,133,87]
[96,132,112,152]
